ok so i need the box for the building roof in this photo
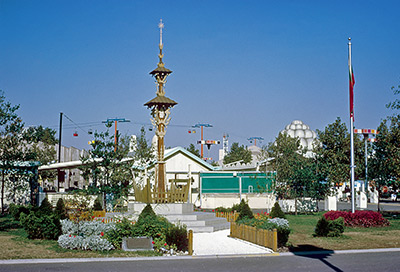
[164,146,219,171]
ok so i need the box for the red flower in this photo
[164,243,167,246]
[73,235,76,238]
[102,219,105,223]
[212,210,215,212]
[257,213,260,216]
[152,241,155,244]
[92,216,95,219]
[69,234,71,237]
[100,232,104,236]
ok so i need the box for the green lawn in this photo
[286,213,400,251]
[0,215,160,260]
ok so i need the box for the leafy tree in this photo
[223,142,252,164]
[185,143,201,158]
[0,91,25,214]
[314,117,364,188]
[80,129,133,210]
[266,132,305,198]
[370,82,400,208]
[23,125,58,183]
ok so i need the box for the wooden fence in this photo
[134,179,190,204]
[230,222,277,252]
[216,211,239,222]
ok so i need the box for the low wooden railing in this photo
[216,211,239,222]
[134,179,190,204]
[230,222,277,252]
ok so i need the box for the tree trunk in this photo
[1,170,4,214]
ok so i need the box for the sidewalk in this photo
[192,229,273,256]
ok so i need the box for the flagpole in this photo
[349,37,356,213]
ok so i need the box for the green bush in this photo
[133,215,172,240]
[166,223,188,252]
[138,204,156,222]
[55,198,68,220]
[39,197,53,215]
[93,197,103,211]
[19,212,62,240]
[9,204,33,221]
[270,202,286,219]
[0,215,21,231]
[236,199,254,221]
[314,216,345,237]
[105,218,135,249]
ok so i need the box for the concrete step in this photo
[164,212,230,233]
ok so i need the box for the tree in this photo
[23,125,58,183]
[223,142,252,164]
[369,82,400,207]
[80,129,133,210]
[314,117,364,188]
[0,91,25,214]
[185,143,201,158]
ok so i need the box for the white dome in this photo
[281,120,317,157]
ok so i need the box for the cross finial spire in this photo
[158,19,164,46]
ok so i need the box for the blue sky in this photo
[1,0,400,160]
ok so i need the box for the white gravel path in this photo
[192,229,274,256]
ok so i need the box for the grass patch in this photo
[287,213,400,251]
[0,228,161,260]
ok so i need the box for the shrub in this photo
[0,215,21,231]
[93,197,103,211]
[55,198,68,220]
[314,216,344,237]
[324,210,389,228]
[138,204,156,222]
[166,223,188,252]
[258,218,291,247]
[104,218,135,249]
[270,202,286,219]
[9,204,33,221]
[58,234,114,251]
[236,199,254,221]
[39,197,53,215]
[20,212,61,240]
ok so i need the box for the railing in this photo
[216,211,239,222]
[134,179,190,204]
[230,222,277,252]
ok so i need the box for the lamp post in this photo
[144,20,177,196]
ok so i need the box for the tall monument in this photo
[144,20,177,196]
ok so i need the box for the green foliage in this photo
[314,117,364,185]
[0,214,21,231]
[133,215,172,242]
[185,143,201,158]
[138,204,156,222]
[104,218,135,249]
[55,198,68,220]
[9,203,36,221]
[270,202,286,219]
[23,125,58,145]
[19,211,61,240]
[236,199,254,221]
[80,129,136,210]
[165,223,188,252]
[39,197,53,215]
[223,142,252,164]
[93,197,103,211]
[314,216,344,237]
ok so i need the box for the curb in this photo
[1,248,400,265]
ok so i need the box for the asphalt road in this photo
[1,250,400,272]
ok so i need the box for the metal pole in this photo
[349,39,356,213]
[364,134,368,193]
[58,112,63,163]
[201,125,204,159]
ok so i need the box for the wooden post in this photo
[188,230,193,255]
[272,228,278,252]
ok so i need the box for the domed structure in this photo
[281,120,316,157]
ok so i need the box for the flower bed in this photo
[324,210,390,228]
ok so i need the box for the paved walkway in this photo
[192,229,273,256]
